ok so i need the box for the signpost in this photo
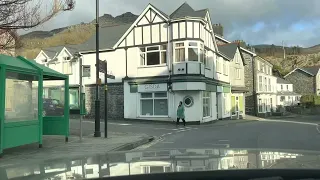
[98,60,115,138]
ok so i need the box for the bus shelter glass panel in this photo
[5,72,38,122]
[69,88,79,110]
[43,84,65,117]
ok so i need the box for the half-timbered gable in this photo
[115,4,169,49]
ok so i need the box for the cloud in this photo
[20,0,320,47]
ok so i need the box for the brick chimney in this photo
[212,23,224,37]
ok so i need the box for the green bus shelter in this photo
[0,55,69,156]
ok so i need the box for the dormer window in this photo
[41,58,48,63]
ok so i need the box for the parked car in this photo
[43,98,64,116]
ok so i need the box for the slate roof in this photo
[170,2,207,19]
[42,46,65,59]
[300,66,320,76]
[76,24,132,52]
[218,44,238,59]
[276,77,291,84]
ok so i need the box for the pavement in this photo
[0,131,153,168]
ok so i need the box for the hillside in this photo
[249,44,320,75]
[17,12,138,58]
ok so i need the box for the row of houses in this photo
[33,3,301,123]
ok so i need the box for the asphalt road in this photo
[70,119,320,152]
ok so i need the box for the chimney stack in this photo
[212,23,224,37]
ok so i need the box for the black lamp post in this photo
[94,0,101,137]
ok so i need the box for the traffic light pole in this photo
[94,0,101,137]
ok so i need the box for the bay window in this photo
[204,50,210,68]
[140,92,168,116]
[174,41,209,65]
[203,91,211,117]
[188,42,198,61]
[200,44,204,64]
[140,45,167,66]
[174,42,185,62]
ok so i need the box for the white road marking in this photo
[108,123,132,126]
[161,141,174,144]
[259,119,317,126]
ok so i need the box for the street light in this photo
[94,0,101,137]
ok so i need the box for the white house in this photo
[34,2,233,123]
[276,77,300,107]
[255,56,278,117]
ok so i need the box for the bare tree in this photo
[0,0,76,55]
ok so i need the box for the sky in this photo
[21,0,320,48]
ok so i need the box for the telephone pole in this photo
[282,40,286,60]
[94,0,101,137]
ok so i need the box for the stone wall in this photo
[285,70,315,95]
[242,52,255,114]
[84,83,124,120]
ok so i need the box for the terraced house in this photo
[35,2,236,123]
[284,66,320,95]
[218,43,247,119]
[214,35,257,116]
[255,56,277,117]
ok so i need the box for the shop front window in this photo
[140,92,168,116]
[203,91,211,118]
[5,72,38,122]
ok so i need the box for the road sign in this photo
[98,60,106,73]
[82,65,91,77]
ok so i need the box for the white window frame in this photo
[264,77,267,92]
[174,42,185,63]
[281,85,283,91]
[187,41,200,62]
[268,78,271,92]
[216,57,221,73]
[140,92,168,117]
[236,68,241,79]
[204,49,210,69]
[259,76,262,91]
[203,91,211,118]
[62,61,72,75]
[223,61,227,75]
[140,45,167,66]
